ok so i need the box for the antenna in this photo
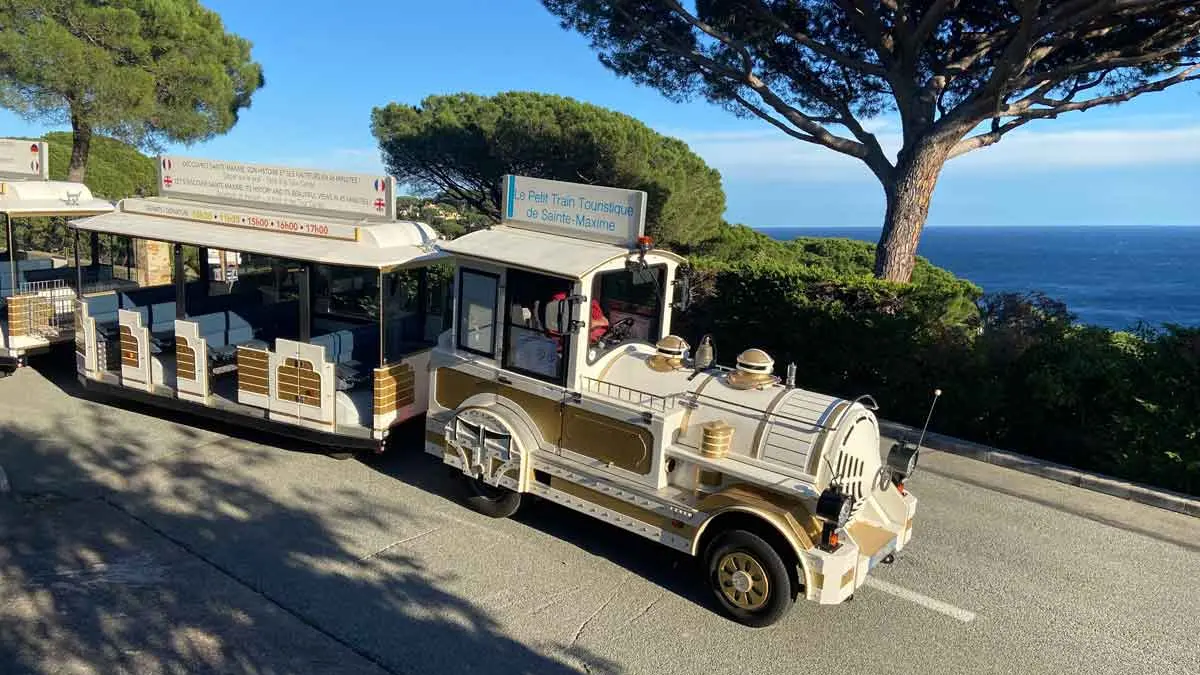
[915,389,943,451]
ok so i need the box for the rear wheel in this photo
[704,529,794,627]
[462,475,522,518]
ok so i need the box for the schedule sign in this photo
[500,175,646,247]
[158,155,396,221]
[122,198,361,242]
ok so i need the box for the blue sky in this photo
[3,0,1199,228]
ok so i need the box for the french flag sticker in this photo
[162,158,172,171]
[374,178,388,192]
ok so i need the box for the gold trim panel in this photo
[561,405,653,475]
[435,368,562,444]
[176,337,196,382]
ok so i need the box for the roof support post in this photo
[173,243,186,319]
[4,214,15,294]
[298,263,311,343]
[73,227,82,294]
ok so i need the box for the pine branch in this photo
[622,1,876,162]
[949,64,1200,159]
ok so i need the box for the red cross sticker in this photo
[163,176,173,187]
[374,199,386,210]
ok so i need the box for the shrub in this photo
[678,233,1199,496]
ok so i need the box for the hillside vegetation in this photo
[41,131,158,198]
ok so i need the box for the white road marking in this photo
[864,577,978,623]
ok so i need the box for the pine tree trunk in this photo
[874,141,953,282]
[67,111,92,184]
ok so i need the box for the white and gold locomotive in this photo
[424,176,920,627]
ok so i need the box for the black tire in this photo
[462,475,522,518]
[704,529,795,627]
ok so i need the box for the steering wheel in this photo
[597,317,637,345]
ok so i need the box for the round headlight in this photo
[816,486,853,526]
[887,442,920,480]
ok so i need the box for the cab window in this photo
[457,268,499,357]
[501,268,573,385]
[588,264,666,359]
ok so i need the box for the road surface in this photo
[1,356,1197,675]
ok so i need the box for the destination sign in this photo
[500,175,646,247]
[0,139,49,180]
[121,198,360,242]
[157,155,396,221]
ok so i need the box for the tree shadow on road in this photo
[363,423,715,616]
[0,359,622,675]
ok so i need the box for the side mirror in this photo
[540,297,582,335]
[672,272,692,312]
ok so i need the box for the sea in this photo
[762,225,1200,330]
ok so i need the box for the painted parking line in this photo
[864,577,978,623]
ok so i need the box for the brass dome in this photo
[655,335,690,356]
[726,348,779,389]
[736,348,774,371]
[647,334,689,372]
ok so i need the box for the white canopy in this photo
[0,180,115,217]
[439,225,684,279]
[70,197,446,269]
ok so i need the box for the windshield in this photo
[587,264,666,361]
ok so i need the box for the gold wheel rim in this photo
[717,552,770,611]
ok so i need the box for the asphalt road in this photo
[1,354,1197,675]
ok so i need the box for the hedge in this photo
[677,228,1199,496]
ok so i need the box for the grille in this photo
[833,450,868,517]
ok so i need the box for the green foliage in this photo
[0,0,263,175]
[687,225,982,328]
[677,252,1200,495]
[371,91,727,250]
[43,131,157,199]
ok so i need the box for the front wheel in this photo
[704,530,795,627]
[462,475,522,518]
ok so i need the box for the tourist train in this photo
[424,174,921,626]
[48,156,919,626]
[69,155,449,450]
[0,138,115,375]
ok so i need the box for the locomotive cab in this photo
[426,175,919,627]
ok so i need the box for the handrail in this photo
[579,374,862,431]
[579,376,684,413]
[682,390,842,432]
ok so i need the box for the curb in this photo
[878,420,1200,519]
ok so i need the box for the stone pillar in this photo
[135,238,174,288]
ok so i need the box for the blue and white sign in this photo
[501,175,646,247]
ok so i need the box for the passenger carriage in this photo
[426,175,922,626]
[0,139,114,375]
[70,155,451,451]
